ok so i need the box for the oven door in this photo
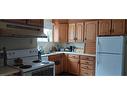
[23,65,55,76]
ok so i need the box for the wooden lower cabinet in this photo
[48,54,95,76]
[48,54,63,75]
[80,55,95,76]
[63,54,68,72]
[68,54,80,75]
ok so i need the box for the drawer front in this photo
[68,58,79,63]
[68,54,79,59]
[80,56,95,61]
[80,64,94,70]
[80,60,95,65]
[80,69,95,76]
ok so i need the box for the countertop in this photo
[0,66,20,76]
[41,52,96,57]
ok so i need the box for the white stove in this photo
[6,48,55,76]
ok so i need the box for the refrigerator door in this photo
[96,36,124,54]
[96,53,123,76]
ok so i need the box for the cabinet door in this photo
[84,21,98,54]
[68,23,76,42]
[68,58,79,75]
[99,20,111,35]
[111,20,125,35]
[59,24,68,42]
[76,22,84,42]
[3,19,27,24]
[27,19,43,27]
[85,42,96,54]
[84,21,98,42]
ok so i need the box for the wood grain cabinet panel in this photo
[27,19,43,27]
[68,54,80,75]
[80,56,95,76]
[68,22,84,42]
[53,21,68,42]
[76,22,84,42]
[99,20,111,36]
[99,19,126,36]
[59,24,68,42]
[111,19,125,35]
[84,20,98,54]
[68,23,76,42]
[2,19,27,24]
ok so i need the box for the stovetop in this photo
[13,61,54,73]
[6,48,55,73]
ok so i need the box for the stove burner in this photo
[19,65,32,69]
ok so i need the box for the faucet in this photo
[3,47,7,66]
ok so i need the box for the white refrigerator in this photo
[96,36,127,76]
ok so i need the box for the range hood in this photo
[0,21,47,38]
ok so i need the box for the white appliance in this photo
[96,36,127,76]
[6,48,55,76]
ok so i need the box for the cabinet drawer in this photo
[80,64,94,70]
[68,58,79,63]
[80,60,95,65]
[80,69,95,76]
[68,54,79,59]
[80,56,95,61]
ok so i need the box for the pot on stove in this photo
[14,58,23,66]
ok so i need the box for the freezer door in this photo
[96,53,123,76]
[96,36,124,54]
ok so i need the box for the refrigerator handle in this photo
[97,53,100,65]
[97,37,100,52]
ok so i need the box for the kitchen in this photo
[0,19,126,76]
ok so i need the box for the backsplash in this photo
[37,42,84,53]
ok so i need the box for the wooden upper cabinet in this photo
[111,20,125,35]
[84,21,98,42]
[53,23,68,42]
[68,23,76,42]
[2,19,27,24]
[27,19,43,27]
[76,22,84,42]
[84,20,98,54]
[59,24,68,42]
[68,22,84,42]
[99,19,126,36]
[99,20,111,36]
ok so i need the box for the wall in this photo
[0,37,37,50]
[37,42,84,53]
